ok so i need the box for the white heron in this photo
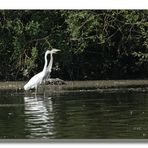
[24,49,60,93]
[45,48,60,80]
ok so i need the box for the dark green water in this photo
[1,89,148,139]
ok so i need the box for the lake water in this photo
[0,88,148,139]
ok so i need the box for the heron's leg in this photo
[43,79,46,91]
[44,90,46,98]
[43,80,46,98]
[35,86,38,97]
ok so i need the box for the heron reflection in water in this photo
[24,96,55,138]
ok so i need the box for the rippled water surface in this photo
[1,89,148,139]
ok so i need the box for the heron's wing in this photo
[25,72,43,89]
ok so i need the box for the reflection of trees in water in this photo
[52,91,148,138]
[24,96,55,139]
[0,94,25,139]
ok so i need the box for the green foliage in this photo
[0,10,147,80]
[26,47,38,73]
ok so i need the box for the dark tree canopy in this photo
[0,10,147,80]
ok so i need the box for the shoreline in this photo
[1,80,148,91]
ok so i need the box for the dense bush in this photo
[0,10,147,80]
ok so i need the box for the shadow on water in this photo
[1,88,148,139]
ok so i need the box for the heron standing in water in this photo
[24,49,60,94]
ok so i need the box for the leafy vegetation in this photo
[0,10,147,80]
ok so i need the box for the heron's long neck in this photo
[43,53,48,72]
[48,53,53,72]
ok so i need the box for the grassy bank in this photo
[1,80,148,91]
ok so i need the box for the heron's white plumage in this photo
[44,49,61,80]
[47,49,60,75]
[24,49,60,92]
[24,50,50,91]
[24,72,43,90]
